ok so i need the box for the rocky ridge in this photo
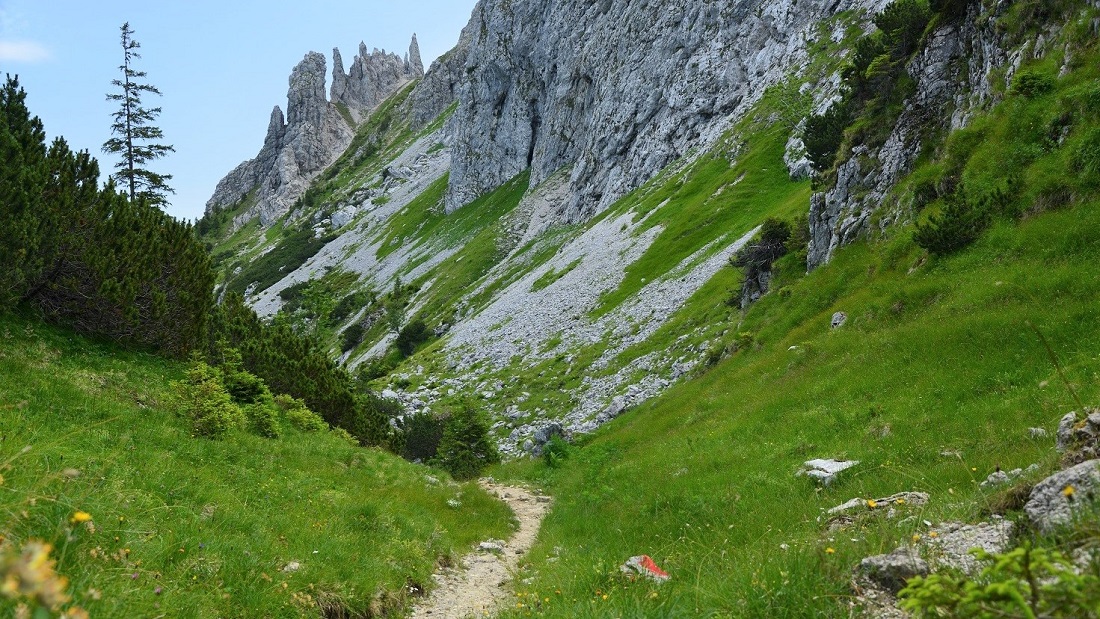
[808,2,1011,268]
[445,0,892,218]
[206,37,424,227]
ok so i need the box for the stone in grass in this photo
[827,492,930,516]
[1024,459,1100,534]
[857,547,928,593]
[479,540,506,554]
[620,555,670,583]
[831,311,848,329]
[800,458,859,486]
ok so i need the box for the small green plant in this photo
[900,545,1100,618]
[913,186,1006,256]
[1012,70,1056,98]
[395,318,431,357]
[542,435,571,469]
[179,359,243,438]
[276,394,329,432]
[394,411,446,462]
[244,401,280,439]
[342,322,365,353]
[432,404,501,481]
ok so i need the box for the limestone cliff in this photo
[807,3,1011,269]
[443,0,891,217]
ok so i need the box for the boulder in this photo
[1024,459,1100,534]
[858,547,928,593]
[799,458,859,486]
[830,311,848,329]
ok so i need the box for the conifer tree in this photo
[103,22,175,207]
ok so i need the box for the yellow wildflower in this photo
[929,531,938,538]
[69,512,92,525]
[825,547,836,554]
[912,534,921,543]
[866,499,878,509]
[1062,485,1076,498]
[1,540,71,608]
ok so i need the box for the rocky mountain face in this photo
[206,0,1078,455]
[443,0,890,218]
[332,37,425,121]
[206,37,424,226]
[807,2,1010,269]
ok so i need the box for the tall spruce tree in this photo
[103,22,175,207]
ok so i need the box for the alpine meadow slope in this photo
[194,0,1100,617]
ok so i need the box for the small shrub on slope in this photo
[243,401,280,439]
[276,394,329,432]
[178,359,243,438]
[433,404,501,481]
[394,410,446,463]
[900,545,1100,618]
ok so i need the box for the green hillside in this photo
[492,196,1100,617]
[0,313,511,617]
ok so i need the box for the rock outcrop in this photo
[807,3,1010,269]
[444,0,892,216]
[332,37,424,119]
[406,19,477,132]
[207,37,423,226]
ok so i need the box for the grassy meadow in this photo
[0,314,512,618]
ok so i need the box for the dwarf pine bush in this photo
[275,394,328,432]
[179,359,243,438]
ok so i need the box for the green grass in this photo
[0,314,512,618]
[592,122,811,319]
[226,229,335,296]
[402,172,531,323]
[490,195,1100,618]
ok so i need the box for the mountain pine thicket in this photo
[0,76,210,356]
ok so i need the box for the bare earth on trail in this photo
[409,480,552,619]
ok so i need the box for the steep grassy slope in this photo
[0,313,511,618]
[491,193,1100,618]
[481,17,1100,615]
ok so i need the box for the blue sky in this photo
[0,0,477,222]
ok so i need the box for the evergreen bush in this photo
[244,401,280,439]
[432,404,501,481]
[179,360,243,438]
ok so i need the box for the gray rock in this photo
[830,312,848,329]
[330,207,357,228]
[1056,409,1100,458]
[800,458,859,486]
[827,492,929,516]
[808,2,1009,269]
[331,37,423,117]
[979,467,1028,489]
[1028,426,1049,439]
[207,37,423,227]
[1057,411,1080,451]
[1025,459,1100,534]
[408,24,475,132]
[924,520,1014,575]
[858,547,929,593]
[479,540,506,553]
[445,0,894,216]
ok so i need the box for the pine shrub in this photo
[432,405,500,481]
[180,360,243,439]
[275,395,328,432]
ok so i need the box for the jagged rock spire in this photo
[409,34,424,77]
[331,47,349,103]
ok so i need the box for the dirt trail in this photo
[409,480,551,619]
